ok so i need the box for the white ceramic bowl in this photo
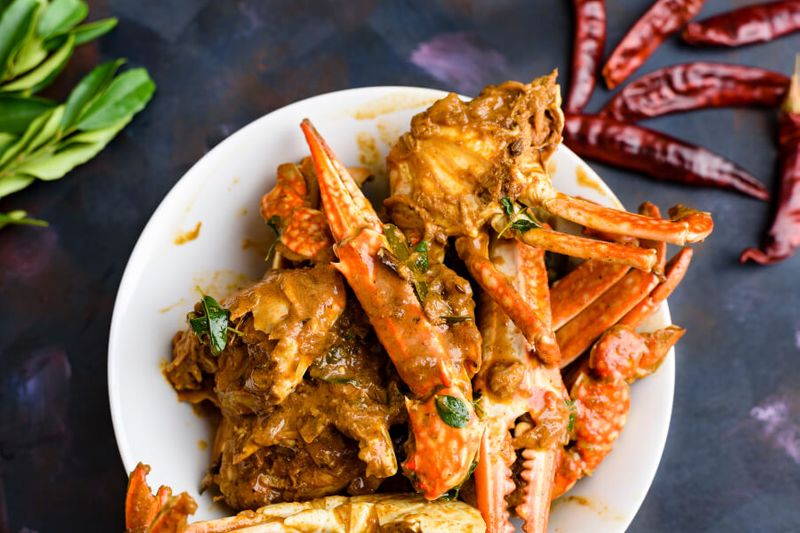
[108,86,674,531]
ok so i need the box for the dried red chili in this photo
[563,114,769,201]
[741,61,800,265]
[566,0,606,114]
[600,62,789,122]
[683,0,800,48]
[602,0,706,89]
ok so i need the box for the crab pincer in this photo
[300,119,483,500]
[473,238,569,533]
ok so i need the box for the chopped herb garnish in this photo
[413,240,429,272]
[435,394,470,428]
[384,224,410,260]
[413,280,429,303]
[265,215,282,263]
[441,315,473,324]
[565,399,577,434]
[187,295,231,355]
[511,218,541,233]
[500,196,514,217]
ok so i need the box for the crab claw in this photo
[301,119,482,499]
[125,463,197,532]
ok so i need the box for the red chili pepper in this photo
[566,0,606,114]
[600,62,789,122]
[683,0,800,48]
[602,0,706,89]
[563,114,769,201]
[741,60,800,265]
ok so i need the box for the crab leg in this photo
[514,226,657,272]
[542,194,713,245]
[552,324,685,498]
[125,463,197,532]
[556,269,660,368]
[301,119,482,500]
[456,234,561,365]
[550,202,664,329]
[473,239,568,533]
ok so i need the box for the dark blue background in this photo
[1,1,798,531]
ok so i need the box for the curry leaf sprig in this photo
[498,196,542,237]
[187,294,241,356]
[0,0,153,229]
[0,0,117,94]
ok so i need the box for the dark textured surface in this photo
[1,0,799,531]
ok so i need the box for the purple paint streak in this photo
[410,32,509,95]
[750,395,800,465]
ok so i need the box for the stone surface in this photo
[1,0,799,530]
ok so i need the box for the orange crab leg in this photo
[556,269,660,368]
[457,235,560,365]
[619,248,693,329]
[301,119,482,499]
[516,226,657,272]
[550,261,630,330]
[543,194,713,245]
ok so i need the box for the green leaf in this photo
[384,223,410,261]
[60,58,124,130]
[566,399,577,434]
[435,395,470,428]
[8,36,47,77]
[500,196,514,217]
[0,209,47,229]
[440,315,472,324]
[12,115,129,180]
[69,17,116,45]
[511,218,540,233]
[413,240,429,272]
[26,104,62,151]
[0,95,54,133]
[0,104,52,166]
[0,173,34,198]
[37,0,87,39]
[0,132,16,155]
[0,0,39,80]
[413,279,428,304]
[187,295,231,356]
[76,67,155,130]
[1,32,74,93]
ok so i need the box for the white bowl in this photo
[108,86,674,531]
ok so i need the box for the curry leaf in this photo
[26,104,63,152]
[0,0,39,80]
[1,33,74,93]
[440,315,472,324]
[0,173,34,198]
[384,223,410,261]
[12,115,130,180]
[566,399,577,434]
[60,58,124,130]
[511,218,541,233]
[413,240,429,272]
[38,0,87,39]
[435,395,470,428]
[75,67,155,130]
[500,196,514,217]
[187,295,231,356]
[413,279,428,304]
[69,17,116,45]
[0,209,47,229]
[9,36,47,78]
[0,95,55,133]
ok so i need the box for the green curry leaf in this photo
[187,294,231,356]
[435,394,470,429]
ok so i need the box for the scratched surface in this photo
[1,0,799,531]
